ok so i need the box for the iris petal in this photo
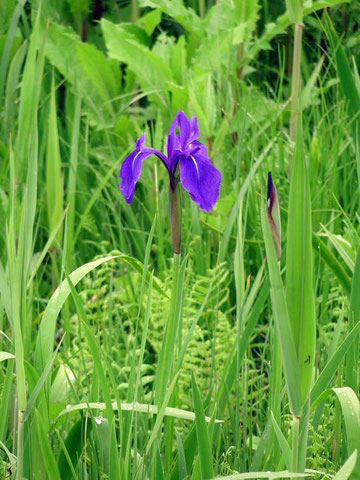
[119,149,153,203]
[179,153,222,211]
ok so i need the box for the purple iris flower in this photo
[119,111,222,212]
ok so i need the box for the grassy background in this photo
[0,0,359,478]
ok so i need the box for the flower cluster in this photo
[119,111,222,211]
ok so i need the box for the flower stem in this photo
[290,22,303,142]
[169,183,181,255]
[291,415,300,472]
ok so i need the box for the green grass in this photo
[0,1,359,479]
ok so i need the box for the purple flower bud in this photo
[267,172,281,261]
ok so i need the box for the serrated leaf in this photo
[46,22,121,129]
[101,18,172,106]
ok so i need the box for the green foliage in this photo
[0,1,359,479]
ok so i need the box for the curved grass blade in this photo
[55,401,222,423]
[332,450,358,480]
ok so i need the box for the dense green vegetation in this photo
[0,0,359,478]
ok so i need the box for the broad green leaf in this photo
[137,8,162,36]
[101,18,172,106]
[286,115,315,405]
[46,22,121,129]
[139,0,202,34]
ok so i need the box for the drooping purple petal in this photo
[119,149,153,203]
[119,134,169,203]
[179,153,222,211]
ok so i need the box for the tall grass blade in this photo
[191,373,214,480]
[46,73,64,246]
[286,113,316,406]
[346,248,360,390]
[261,201,302,415]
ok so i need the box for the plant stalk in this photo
[291,415,300,472]
[290,22,303,141]
[169,183,182,255]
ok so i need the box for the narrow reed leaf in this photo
[24,334,65,421]
[310,322,360,405]
[219,140,274,263]
[326,14,360,190]
[286,114,315,406]
[56,402,221,423]
[154,253,184,405]
[46,74,63,246]
[145,372,180,456]
[0,260,11,321]
[320,226,355,272]
[326,16,360,126]
[332,450,358,480]
[35,410,62,480]
[175,430,188,480]
[0,352,15,362]
[213,470,313,479]
[271,412,292,470]
[34,256,117,372]
[57,419,90,480]
[346,249,360,390]
[261,201,302,415]
[332,388,360,475]
[313,234,351,296]
[311,387,359,478]
[191,373,214,480]
[66,273,121,480]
